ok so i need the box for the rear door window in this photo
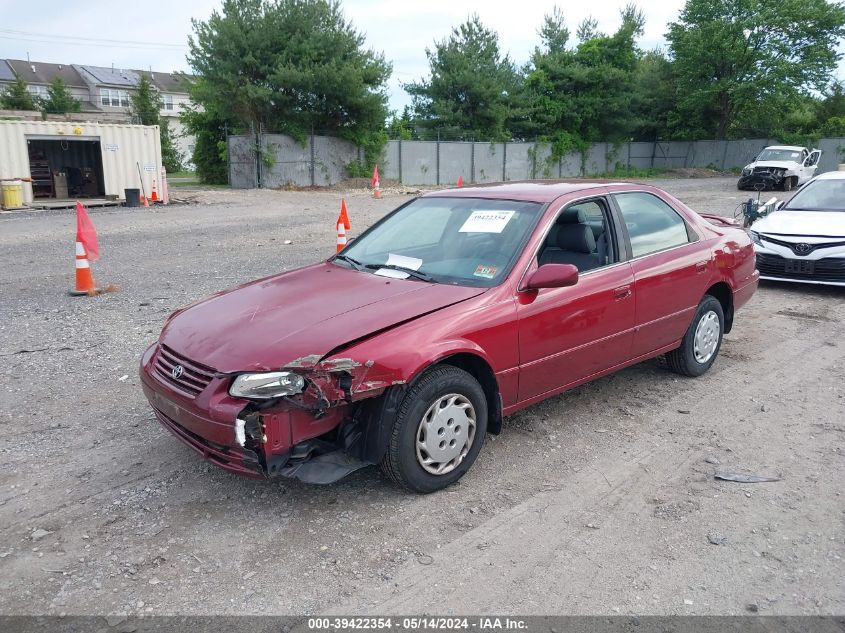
[613,192,692,258]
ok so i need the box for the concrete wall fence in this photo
[229,134,845,188]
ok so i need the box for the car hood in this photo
[159,262,487,373]
[753,210,845,238]
[747,161,796,170]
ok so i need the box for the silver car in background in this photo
[750,171,845,286]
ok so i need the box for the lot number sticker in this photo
[459,210,515,233]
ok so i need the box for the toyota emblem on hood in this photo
[171,365,184,379]
[793,243,812,255]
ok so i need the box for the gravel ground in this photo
[0,177,843,616]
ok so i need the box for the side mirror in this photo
[526,263,579,289]
[775,201,785,211]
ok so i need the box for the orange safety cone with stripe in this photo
[457,176,464,187]
[336,199,351,252]
[141,194,150,208]
[336,199,351,251]
[150,179,159,202]
[70,201,101,296]
[370,165,382,199]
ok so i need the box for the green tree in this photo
[41,78,81,115]
[0,73,38,110]
[386,107,415,140]
[406,14,520,140]
[130,75,161,126]
[667,0,845,139]
[817,81,845,122]
[575,16,602,44]
[817,115,845,137]
[629,49,675,141]
[515,5,646,152]
[187,0,390,172]
[182,104,230,184]
[131,75,183,173]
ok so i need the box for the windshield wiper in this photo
[363,263,435,282]
[331,254,364,270]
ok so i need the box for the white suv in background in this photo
[738,145,821,192]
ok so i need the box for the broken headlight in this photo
[229,371,305,399]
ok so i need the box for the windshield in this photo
[784,179,845,211]
[334,197,544,287]
[756,149,802,162]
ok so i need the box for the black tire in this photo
[381,365,487,493]
[666,295,725,377]
[782,176,796,192]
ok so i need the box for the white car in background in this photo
[738,145,822,192]
[750,171,845,286]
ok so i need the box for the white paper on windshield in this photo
[459,210,515,233]
[386,253,422,270]
[373,267,410,279]
[373,253,424,279]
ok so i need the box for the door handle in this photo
[695,261,708,274]
[613,285,632,300]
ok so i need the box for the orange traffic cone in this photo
[336,199,351,252]
[70,201,100,296]
[71,241,99,296]
[337,222,347,252]
[457,176,464,187]
[150,179,159,202]
[371,165,382,199]
[141,194,150,208]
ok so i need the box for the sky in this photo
[0,0,842,113]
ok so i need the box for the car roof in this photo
[812,170,845,181]
[422,180,636,203]
[764,145,805,151]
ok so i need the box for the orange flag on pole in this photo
[76,201,99,262]
[337,198,351,230]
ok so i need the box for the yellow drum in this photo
[1,179,24,209]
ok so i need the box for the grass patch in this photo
[169,181,229,189]
[167,170,198,179]
[593,166,670,178]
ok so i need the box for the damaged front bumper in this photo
[139,343,405,484]
[737,172,784,191]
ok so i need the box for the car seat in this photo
[539,208,601,271]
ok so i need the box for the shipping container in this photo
[0,120,162,205]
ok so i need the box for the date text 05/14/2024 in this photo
[307,617,528,631]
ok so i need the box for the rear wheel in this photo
[666,295,725,377]
[381,365,487,493]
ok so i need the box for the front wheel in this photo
[782,176,796,192]
[381,365,487,493]
[666,295,725,377]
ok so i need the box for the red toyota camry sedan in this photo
[140,181,758,493]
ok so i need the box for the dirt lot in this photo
[0,178,843,616]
